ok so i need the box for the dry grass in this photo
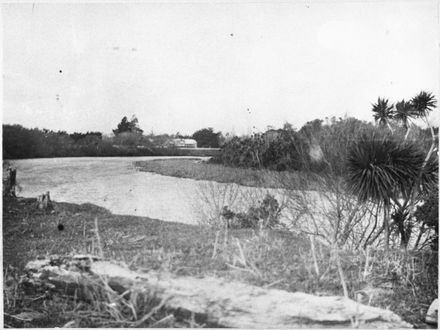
[3,261,191,328]
[3,196,437,328]
[135,158,310,189]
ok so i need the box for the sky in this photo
[2,1,439,136]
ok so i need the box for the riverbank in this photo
[3,196,214,327]
[135,158,317,189]
[3,196,437,328]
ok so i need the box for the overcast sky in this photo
[2,1,439,135]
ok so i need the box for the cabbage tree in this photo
[394,100,416,139]
[346,133,429,250]
[372,98,395,131]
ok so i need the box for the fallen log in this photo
[425,298,438,325]
[24,255,411,328]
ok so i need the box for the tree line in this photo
[3,116,223,159]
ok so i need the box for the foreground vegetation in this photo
[3,197,437,328]
[135,158,316,189]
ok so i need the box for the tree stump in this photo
[36,191,52,210]
[3,167,17,197]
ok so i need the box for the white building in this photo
[170,138,197,148]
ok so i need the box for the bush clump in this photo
[221,194,282,229]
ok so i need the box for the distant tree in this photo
[174,132,192,139]
[372,92,437,139]
[410,91,437,143]
[282,122,295,131]
[299,119,323,137]
[113,132,140,147]
[394,100,415,132]
[372,97,394,130]
[411,91,437,118]
[70,131,102,142]
[113,115,143,135]
[148,134,172,147]
[316,117,375,175]
[3,124,38,158]
[192,127,221,148]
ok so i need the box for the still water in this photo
[11,157,282,225]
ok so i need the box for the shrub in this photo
[414,187,439,251]
[221,194,282,229]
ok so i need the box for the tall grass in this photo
[206,226,437,326]
[190,164,437,327]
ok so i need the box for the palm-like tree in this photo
[411,91,437,118]
[363,91,438,249]
[394,100,416,132]
[346,133,426,250]
[372,98,395,131]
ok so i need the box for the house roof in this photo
[173,138,197,144]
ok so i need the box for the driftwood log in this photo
[426,298,438,325]
[23,255,411,328]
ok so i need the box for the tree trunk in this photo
[398,221,410,249]
[403,125,411,141]
[413,223,426,250]
[23,255,412,329]
[384,206,390,252]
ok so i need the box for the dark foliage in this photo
[213,130,309,171]
[113,115,143,135]
[411,91,437,117]
[394,100,415,130]
[192,128,221,148]
[391,206,412,248]
[70,131,102,142]
[3,124,222,159]
[372,97,394,127]
[2,124,154,159]
[221,194,282,229]
[213,117,376,174]
[414,187,439,250]
[346,133,427,204]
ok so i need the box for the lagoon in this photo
[11,157,286,225]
